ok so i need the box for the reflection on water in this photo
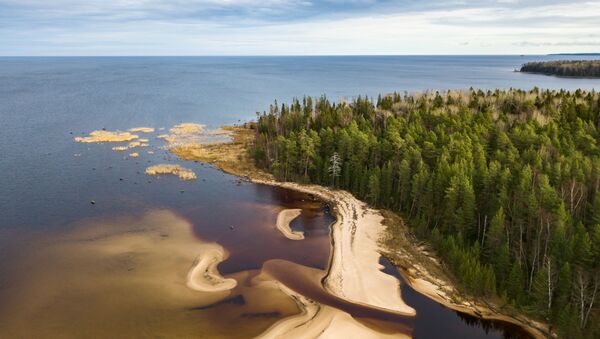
[379,258,532,339]
[0,55,575,337]
[0,197,332,338]
[0,142,537,337]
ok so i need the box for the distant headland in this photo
[520,59,600,78]
[548,53,600,56]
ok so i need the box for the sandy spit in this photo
[276,209,304,240]
[254,180,415,316]
[256,260,411,339]
[186,244,237,292]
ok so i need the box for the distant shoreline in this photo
[519,70,600,79]
[519,59,600,78]
[548,53,600,56]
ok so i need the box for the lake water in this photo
[0,55,598,338]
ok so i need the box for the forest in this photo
[251,88,600,338]
[520,60,600,78]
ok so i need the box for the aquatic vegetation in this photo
[74,130,139,143]
[128,127,155,133]
[145,164,197,180]
[170,123,206,135]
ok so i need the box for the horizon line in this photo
[1,53,598,58]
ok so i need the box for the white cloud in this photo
[1,0,599,55]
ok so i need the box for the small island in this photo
[520,60,600,77]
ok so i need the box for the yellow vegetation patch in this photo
[128,127,155,133]
[145,164,197,181]
[74,130,139,143]
[129,152,139,158]
[112,146,129,152]
[170,123,206,135]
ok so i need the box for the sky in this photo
[1,0,599,55]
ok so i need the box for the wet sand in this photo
[0,210,304,338]
[259,260,412,339]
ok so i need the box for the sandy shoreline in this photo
[166,124,549,338]
[254,177,547,338]
[381,212,549,338]
[254,181,415,316]
[275,209,304,240]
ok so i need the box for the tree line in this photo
[520,60,600,78]
[251,88,600,338]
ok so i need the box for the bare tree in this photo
[574,269,599,329]
[328,152,342,187]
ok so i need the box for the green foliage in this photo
[520,60,600,78]
[251,89,600,337]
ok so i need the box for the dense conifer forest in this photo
[251,88,600,338]
[520,60,600,78]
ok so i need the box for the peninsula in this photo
[520,60,600,77]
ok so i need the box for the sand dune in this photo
[275,209,304,240]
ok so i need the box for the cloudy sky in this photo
[1,0,599,55]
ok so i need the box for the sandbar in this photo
[275,209,304,240]
[186,244,237,292]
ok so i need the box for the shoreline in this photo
[380,211,549,338]
[168,124,549,338]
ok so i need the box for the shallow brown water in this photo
[0,139,534,338]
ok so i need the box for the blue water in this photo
[0,56,600,228]
[0,55,597,338]
[1,55,598,228]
